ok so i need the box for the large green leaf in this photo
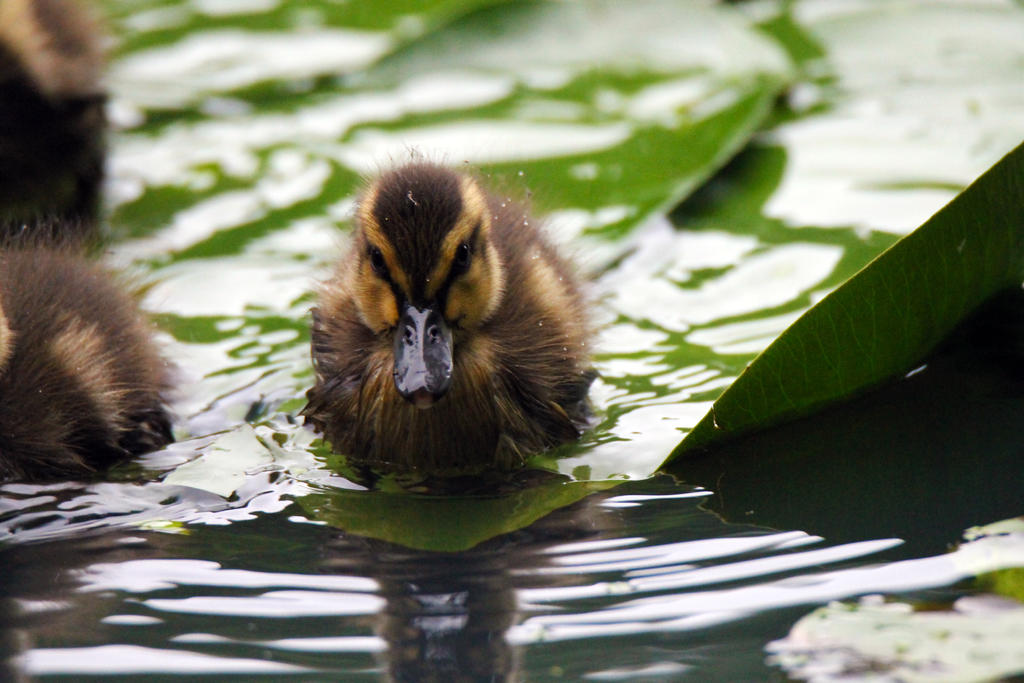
[667,140,1024,459]
[662,291,1024,555]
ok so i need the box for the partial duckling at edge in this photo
[0,226,174,482]
[303,162,594,474]
[0,0,107,238]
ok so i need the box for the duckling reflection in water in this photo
[0,226,174,482]
[303,163,594,474]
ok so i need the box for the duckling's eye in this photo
[368,246,387,276]
[453,242,472,273]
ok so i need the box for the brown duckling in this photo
[0,0,106,239]
[0,224,173,482]
[303,162,594,474]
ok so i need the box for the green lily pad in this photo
[667,140,1024,459]
[769,594,1024,682]
[769,517,1024,681]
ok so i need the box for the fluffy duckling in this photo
[0,0,106,238]
[303,163,594,474]
[0,226,173,482]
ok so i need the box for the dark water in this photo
[0,476,900,681]
[3,0,1024,680]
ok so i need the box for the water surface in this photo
[3,0,1024,679]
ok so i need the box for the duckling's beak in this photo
[393,303,453,409]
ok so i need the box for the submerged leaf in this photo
[295,479,617,552]
[346,0,792,237]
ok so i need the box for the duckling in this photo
[0,0,106,239]
[0,223,173,482]
[303,162,594,474]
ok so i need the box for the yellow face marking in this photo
[444,240,504,329]
[351,264,398,333]
[348,183,407,334]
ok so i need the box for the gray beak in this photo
[392,302,453,409]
